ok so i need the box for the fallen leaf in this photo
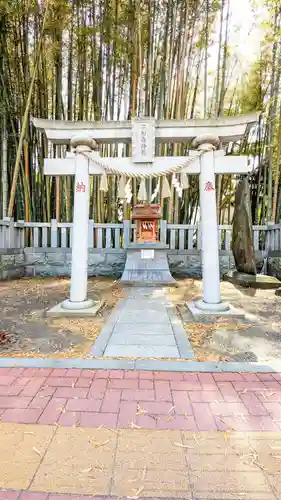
[56,407,65,413]
[148,414,158,421]
[81,467,93,473]
[174,442,192,449]
[193,434,200,445]
[127,486,145,499]
[94,463,104,470]
[130,421,143,429]
[128,476,139,483]
[136,404,147,416]
[93,440,110,449]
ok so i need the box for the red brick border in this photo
[0,368,281,431]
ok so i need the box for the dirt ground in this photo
[170,278,281,363]
[0,277,123,357]
[1,276,281,362]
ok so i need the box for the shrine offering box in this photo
[131,204,162,243]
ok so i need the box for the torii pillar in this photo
[46,135,102,317]
[188,134,247,316]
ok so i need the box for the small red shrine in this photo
[131,204,162,243]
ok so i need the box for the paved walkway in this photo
[90,287,194,359]
[1,368,281,499]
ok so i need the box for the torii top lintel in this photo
[32,113,259,146]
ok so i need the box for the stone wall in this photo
[168,251,235,278]
[267,252,281,280]
[0,249,25,280]
[24,248,126,277]
[0,247,266,280]
[24,248,234,279]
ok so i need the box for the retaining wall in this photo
[0,247,268,280]
[0,249,25,280]
[24,248,229,278]
[267,252,281,280]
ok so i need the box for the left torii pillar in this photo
[46,135,101,317]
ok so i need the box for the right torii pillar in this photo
[188,134,248,316]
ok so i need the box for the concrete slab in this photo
[109,333,177,346]
[121,299,168,310]
[112,323,175,335]
[85,286,196,359]
[0,423,55,490]
[117,310,170,324]
[166,306,196,359]
[46,300,103,318]
[2,355,281,372]
[88,323,115,356]
[3,424,281,499]
[126,288,167,298]
[104,344,180,358]
[31,427,116,495]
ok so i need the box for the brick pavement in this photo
[0,368,281,430]
[1,368,281,499]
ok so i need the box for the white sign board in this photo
[141,249,155,260]
[132,119,155,163]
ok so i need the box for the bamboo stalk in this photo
[7,0,49,217]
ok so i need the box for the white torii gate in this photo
[34,114,258,316]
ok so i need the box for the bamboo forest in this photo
[0,0,279,225]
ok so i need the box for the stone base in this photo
[224,270,281,289]
[46,300,103,318]
[194,299,230,313]
[120,244,177,285]
[187,300,243,317]
[62,298,94,310]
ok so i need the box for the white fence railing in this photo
[0,217,279,252]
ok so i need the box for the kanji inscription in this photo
[76,181,86,193]
[204,181,214,192]
[140,125,148,157]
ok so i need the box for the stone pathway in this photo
[90,287,194,359]
[1,368,281,499]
